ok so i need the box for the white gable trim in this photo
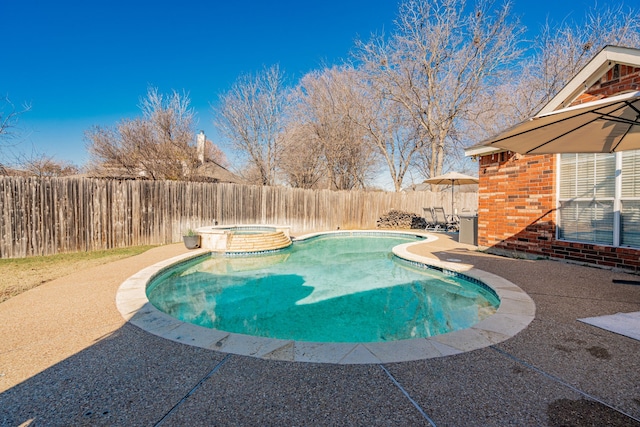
[539,45,640,115]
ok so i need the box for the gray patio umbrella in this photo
[482,91,640,154]
[424,171,479,216]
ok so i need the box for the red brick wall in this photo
[572,65,640,104]
[477,151,640,273]
[478,151,556,253]
[475,63,640,273]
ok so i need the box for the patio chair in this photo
[432,207,459,232]
[423,207,438,230]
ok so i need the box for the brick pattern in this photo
[573,65,640,104]
[476,62,640,273]
[478,152,556,252]
[477,151,640,273]
[549,241,640,271]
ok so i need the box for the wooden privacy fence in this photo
[0,177,477,258]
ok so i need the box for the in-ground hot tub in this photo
[196,224,291,252]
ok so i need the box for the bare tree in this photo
[213,65,288,186]
[472,4,640,140]
[17,151,79,177]
[203,138,229,168]
[288,66,378,190]
[85,87,199,180]
[0,96,30,141]
[0,96,31,173]
[279,122,325,189]
[354,0,522,180]
[350,74,425,191]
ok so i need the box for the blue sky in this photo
[1,0,629,167]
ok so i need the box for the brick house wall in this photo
[478,152,556,255]
[476,65,640,273]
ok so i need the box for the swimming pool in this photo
[146,233,500,343]
[116,230,535,363]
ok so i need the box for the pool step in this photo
[226,231,292,253]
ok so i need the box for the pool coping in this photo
[115,231,536,364]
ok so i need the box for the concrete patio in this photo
[1,233,640,426]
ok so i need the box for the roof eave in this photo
[464,145,504,157]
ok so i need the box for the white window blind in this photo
[558,154,615,245]
[559,153,615,199]
[621,151,640,247]
[558,150,640,248]
[622,151,640,198]
[621,201,640,247]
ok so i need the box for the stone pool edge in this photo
[115,232,536,365]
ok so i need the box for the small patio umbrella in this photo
[482,91,640,154]
[424,171,479,216]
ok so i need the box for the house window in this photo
[558,151,640,248]
[621,151,640,247]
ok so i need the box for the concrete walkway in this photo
[1,234,640,426]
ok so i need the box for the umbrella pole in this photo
[451,183,454,218]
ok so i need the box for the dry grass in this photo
[0,245,156,304]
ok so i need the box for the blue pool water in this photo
[147,234,499,343]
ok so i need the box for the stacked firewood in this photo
[376,210,427,229]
